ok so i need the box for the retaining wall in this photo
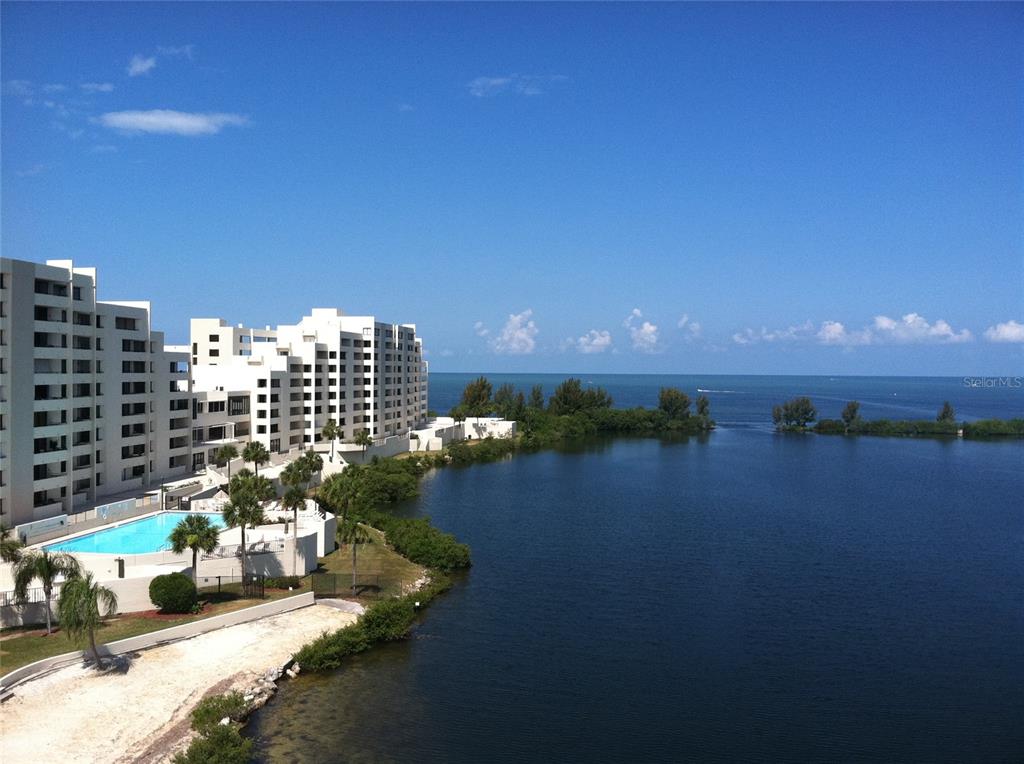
[0,592,315,693]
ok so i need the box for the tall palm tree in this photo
[214,444,240,493]
[58,572,118,670]
[222,475,269,577]
[353,429,373,460]
[321,419,340,462]
[168,514,221,584]
[1,523,24,563]
[338,519,373,593]
[14,550,81,635]
[242,441,270,477]
[301,449,323,485]
[280,485,307,575]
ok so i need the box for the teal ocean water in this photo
[248,375,1023,762]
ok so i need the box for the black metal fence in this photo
[196,574,266,600]
[311,572,383,599]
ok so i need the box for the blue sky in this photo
[2,2,1022,375]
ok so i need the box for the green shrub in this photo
[365,512,471,570]
[359,597,416,642]
[172,724,253,764]
[963,418,1024,438]
[813,418,848,434]
[190,692,247,735]
[149,572,198,614]
[295,575,452,672]
[265,576,303,590]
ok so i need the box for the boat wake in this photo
[697,388,740,393]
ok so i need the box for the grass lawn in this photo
[0,585,306,674]
[316,526,425,600]
[2,527,424,674]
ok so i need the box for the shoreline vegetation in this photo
[772,397,1024,438]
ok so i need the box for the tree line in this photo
[771,397,1024,438]
[449,376,715,448]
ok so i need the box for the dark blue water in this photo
[249,377,1023,762]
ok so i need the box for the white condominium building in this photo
[0,258,193,528]
[189,309,428,464]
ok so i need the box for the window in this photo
[209,348,220,357]
[115,316,138,331]
[209,334,219,342]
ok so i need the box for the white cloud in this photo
[575,329,613,354]
[4,80,34,96]
[473,321,490,338]
[871,313,972,344]
[127,55,157,77]
[439,349,455,358]
[467,74,568,97]
[42,83,66,93]
[677,314,702,341]
[490,309,538,354]
[983,320,1024,344]
[96,110,248,136]
[734,313,972,347]
[397,102,415,112]
[624,308,659,353]
[816,320,872,347]
[81,82,115,93]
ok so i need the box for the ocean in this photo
[248,375,1023,762]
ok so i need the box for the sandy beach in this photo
[0,603,357,763]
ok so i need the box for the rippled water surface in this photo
[250,414,1023,761]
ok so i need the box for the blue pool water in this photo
[45,512,226,555]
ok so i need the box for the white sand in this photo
[0,604,357,763]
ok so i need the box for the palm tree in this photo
[242,441,271,477]
[321,419,340,462]
[338,519,373,593]
[169,514,221,584]
[280,485,307,575]
[13,550,81,635]
[222,474,270,576]
[214,444,240,493]
[58,572,118,670]
[353,429,373,460]
[301,449,323,484]
[1,523,24,563]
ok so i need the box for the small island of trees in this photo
[771,397,1024,439]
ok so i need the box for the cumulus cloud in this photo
[575,329,613,354]
[983,320,1024,343]
[871,313,972,344]
[81,82,115,93]
[677,314,702,341]
[490,309,538,354]
[624,308,659,353]
[96,110,248,136]
[473,321,490,338]
[127,55,157,77]
[734,313,972,347]
[467,74,568,97]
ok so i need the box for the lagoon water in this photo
[249,376,1023,762]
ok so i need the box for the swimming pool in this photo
[44,512,227,555]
